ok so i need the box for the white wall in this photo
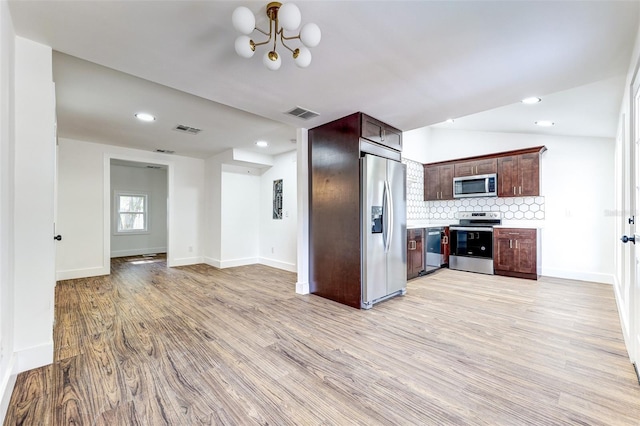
[404,127,615,284]
[221,168,260,267]
[57,137,205,279]
[260,150,297,272]
[110,164,168,257]
[13,36,56,371]
[204,150,298,272]
[0,2,16,420]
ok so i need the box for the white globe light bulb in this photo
[278,3,301,31]
[263,51,282,71]
[232,6,256,35]
[300,22,321,48]
[294,46,312,68]
[234,35,255,58]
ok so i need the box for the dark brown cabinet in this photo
[424,164,454,200]
[497,152,540,197]
[424,146,546,199]
[361,113,402,151]
[308,112,403,309]
[454,158,497,177]
[494,228,538,280]
[407,229,424,280]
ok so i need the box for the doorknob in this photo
[621,235,635,244]
[54,235,62,241]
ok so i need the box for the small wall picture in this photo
[273,179,283,219]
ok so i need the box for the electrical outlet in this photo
[271,247,274,254]
[188,246,193,253]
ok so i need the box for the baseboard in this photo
[258,257,296,273]
[168,256,203,267]
[13,341,53,374]
[203,257,221,268]
[56,266,108,281]
[0,355,17,425]
[541,267,614,285]
[110,247,167,258]
[296,281,310,295]
[218,257,259,269]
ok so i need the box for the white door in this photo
[627,73,640,377]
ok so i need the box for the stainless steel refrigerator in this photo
[360,153,407,309]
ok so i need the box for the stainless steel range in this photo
[449,211,502,275]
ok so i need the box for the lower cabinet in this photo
[494,228,538,280]
[407,228,424,280]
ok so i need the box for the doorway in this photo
[108,159,169,264]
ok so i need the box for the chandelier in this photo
[232,2,322,71]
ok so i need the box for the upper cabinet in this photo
[454,158,497,177]
[424,146,546,200]
[424,164,454,201]
[497,152,540,197]
[361,114,402,152]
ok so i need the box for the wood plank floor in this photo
[5,255,640,425]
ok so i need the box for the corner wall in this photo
[0,2,16,421]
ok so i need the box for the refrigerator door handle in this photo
[384,179,393,253]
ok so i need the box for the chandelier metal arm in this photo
[279,31,298,54]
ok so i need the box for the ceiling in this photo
[7,1,640,159]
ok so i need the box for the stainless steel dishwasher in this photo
[424,227,444,273]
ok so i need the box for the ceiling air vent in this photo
[155,149,175,154]
[146,165,162,169]
[173,124,202,135]
[285,106,319,120]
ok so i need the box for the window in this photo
[115,192,148,234]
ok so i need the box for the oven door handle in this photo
[449,226,494,232]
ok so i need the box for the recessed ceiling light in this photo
[256,140,269,148]
[522,97,542,104]
[135,112,155,122]
[535,120,554,127]
[445,118,455,124]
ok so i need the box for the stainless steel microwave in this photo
[453,173,497,198]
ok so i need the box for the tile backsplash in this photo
[403,158,545,222]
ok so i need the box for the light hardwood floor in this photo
[4,255,640,425]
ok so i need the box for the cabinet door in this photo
[514,230,537,274]
[497,156,519,197]
[454,161,476,177]
[518,153,540,196]
[439,164,455,200]
[424,165,440,200]
[454,158,497,177]
[494,230,516,272]
[361,115,402,151]
[407,229,424,279]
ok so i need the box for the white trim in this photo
[13,341,53,373]
[542,268,614,285]
[259,257,296,272]
[204,257,221,269]
[218,257,259,269]
[0,355,16,425]
[296,128,309,295]
[56,266,108,281]
[614,274,633,361]
[170,256,203,267]
[110,247,167,258]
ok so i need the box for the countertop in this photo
[407,220,544,229]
